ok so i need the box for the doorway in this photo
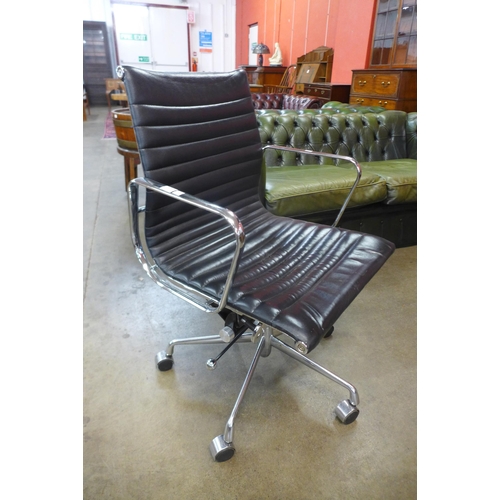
[112,3,189,72]
[248,24,258,65]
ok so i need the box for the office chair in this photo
[119,66,395,462]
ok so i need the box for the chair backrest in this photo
[122,66,264,239]
[281,64,297,89]
[263,65,297,94]
[105,78,122,92]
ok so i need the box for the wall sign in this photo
[199,30,212,53]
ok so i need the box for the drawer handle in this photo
[380,81,391,87]
[358,80,367,86]
[320,90,325,94]
[378,100,388,106]
[356,98,364,103]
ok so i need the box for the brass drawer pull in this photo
[378,100,388,106]
[356,98,364,103]
[380,81,391,87]
[358,80,367,86]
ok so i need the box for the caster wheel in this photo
[324,326,334,338]
[334,399,359,425]
[155,351,173,371]
[209,435,235,462]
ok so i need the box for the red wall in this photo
[236,0,377,84]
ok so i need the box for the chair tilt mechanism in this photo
[119,66,395,462]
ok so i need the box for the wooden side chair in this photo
[105,78,125,109]
[263,64,297,94]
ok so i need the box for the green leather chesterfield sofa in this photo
[256,104,417,247]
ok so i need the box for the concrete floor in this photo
[83,106,417,499]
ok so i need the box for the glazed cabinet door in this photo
[370,0,417,69]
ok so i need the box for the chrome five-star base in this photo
[155,323,359,462]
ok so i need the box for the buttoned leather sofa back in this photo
[251,92,322,110]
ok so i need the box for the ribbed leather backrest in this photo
[122,67,263,244]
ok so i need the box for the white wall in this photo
[83,0,236,72]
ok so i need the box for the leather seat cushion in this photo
[361,159,417,204]
[149,197,395,352]
[264,165,387,217]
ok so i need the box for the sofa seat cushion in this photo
[361,159,417,204]
[265,165,387,217]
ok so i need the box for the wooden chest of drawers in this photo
[349,69,416,112]
[301,83,351,104]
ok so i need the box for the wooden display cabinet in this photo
[295,46,333,94]
[349,0,417,112]
[83,21,114,106]
[369,0,417,69]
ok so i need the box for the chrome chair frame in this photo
[127,145,363,461]
[128,146,361,315]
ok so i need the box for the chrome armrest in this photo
[127,177,245,314]
[262,145,362,227]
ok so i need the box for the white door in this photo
[113,3,189,72]
[149,7,189,72]
[113,3,153,69]
[248,24,258,65]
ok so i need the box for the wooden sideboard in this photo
[300,83,351,104]
[240,66,287,92]
[349,68,416,112]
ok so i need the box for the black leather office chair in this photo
[119,66,395,462]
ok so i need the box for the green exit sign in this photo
[138,56,150,62]
[120,33,147,41]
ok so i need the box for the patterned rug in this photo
[103,111,116,139]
